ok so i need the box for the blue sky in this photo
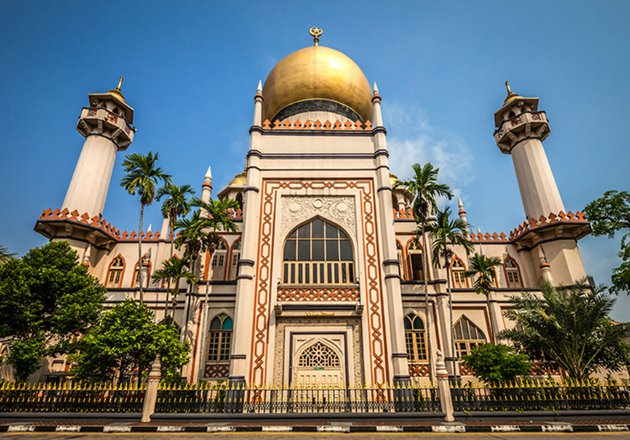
[1,1,629,318]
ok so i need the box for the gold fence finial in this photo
[309,27,323,46]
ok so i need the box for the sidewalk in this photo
[1,411,630,434]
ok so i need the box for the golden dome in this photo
[262,45,372,122]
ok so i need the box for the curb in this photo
[0,423,629,433]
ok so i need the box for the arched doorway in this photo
[294,340,345,387]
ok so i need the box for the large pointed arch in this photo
[282,217,355,285]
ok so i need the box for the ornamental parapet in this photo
[494,110,550,153]
[277,285,360,302]
[77,107,135,150]
[262,118,373,132]
[469,210,590,250]
[396,210,590,248]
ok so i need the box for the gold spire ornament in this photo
[503,80,522,104]
[309,27,323,46]
[108,75,126,102]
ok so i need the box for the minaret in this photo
[458,198,468,234]
[493,82,564,220]
[201,166,213,203]
[62,77,135,217]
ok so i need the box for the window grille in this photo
[209,241,228,281]
[282,218,354,285]
[504,257,522,288]
[408,239,424,281]
[404,313,428,361]
[298,341,340,368]
[208,313,233,362]
[106,256,124,287]
[453,316,486,357]
[451,257,468,288]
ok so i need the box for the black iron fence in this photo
[451,378,630,412]
[0,382,439,414]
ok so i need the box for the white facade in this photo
[31,42,593,385]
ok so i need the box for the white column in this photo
[372,85,410,384]
[229,85,264,384]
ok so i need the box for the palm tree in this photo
[174,198,239,340]
[157,183,195,257]
[395,163,453,379]
[394,163,453,224]
[151,256,196,319]
[156,183,195,312]
[465,253,503,342]
[501,282,630,381]
[121,152,171,301]
[425,206,473,376]
[0,245,13,265]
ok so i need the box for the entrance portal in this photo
[294,341,344,386]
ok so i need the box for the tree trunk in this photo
[138,204,145,302]
[445,253,458,378]
[486,292,497,344]
[420,226,433,382]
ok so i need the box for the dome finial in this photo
[116,76,124,92]
[309,27,323,46]
[505,80,512,95]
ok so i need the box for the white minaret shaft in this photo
[63,78,135,217]
[493,82,564,220]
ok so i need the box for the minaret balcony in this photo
[494,111,550,153]
[76,107,135,150]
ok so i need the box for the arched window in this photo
[504,257,522,288]
[298,341,340,368]
[282,218,354,285]
[407,239,424,281]
[453,316,486,357]
[132,258,151,288]
[106,256,125,287]
[450,256,468,288]
[228,240,240,280]
[405,313,428,361]
[396,242,405,279]
[209,240,228,281]
[208,314,233,362]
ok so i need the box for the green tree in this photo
[500,282,630,381]
[465,253,503,340]
[72,299,189,383]
[175,198,239,347]
[395,162,453,375]
[156,182,195,257]
[0,245,13,265]
[462,344,531,384]
[425,206,474,375]
[0,242,105,380]
[151,256,196,319]
[584,190,630,293]
[121,152,171,301]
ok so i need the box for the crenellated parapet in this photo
[262,118,373,132]
[395,210,590,248]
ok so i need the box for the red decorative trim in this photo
[248,179,390,387]
[277,286,360,302]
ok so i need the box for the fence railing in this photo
[0,382,439,414]
[451,378,630,412]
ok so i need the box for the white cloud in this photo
[384,102,475,204]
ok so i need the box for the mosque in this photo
[31,29,591,386]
